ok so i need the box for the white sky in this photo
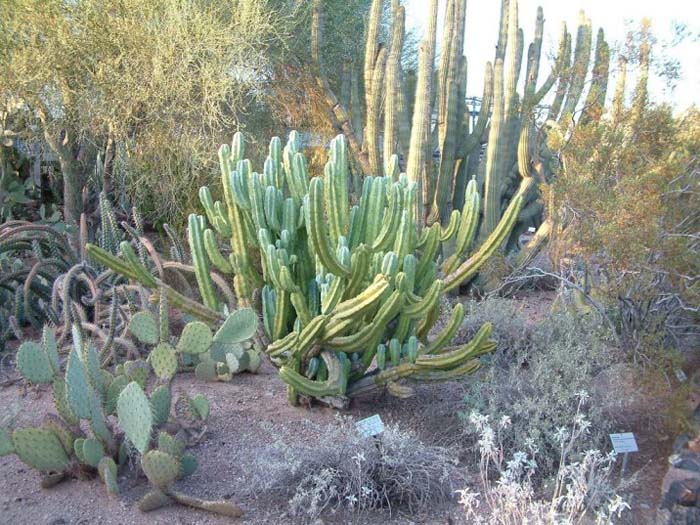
[404,0,699,111]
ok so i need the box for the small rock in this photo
[664,479,700,507]
[690,439,700,453]
[675,436,691,453]
[671,452,700,473]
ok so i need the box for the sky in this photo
[403,0,699,111]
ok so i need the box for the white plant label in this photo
[675,369,688,382]
[356,414,384,438]
[609,433,638,454]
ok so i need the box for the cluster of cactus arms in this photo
[128,292,261,383]
[311,0,609,256]
[0,325,242,517]
[0,190,189,354]
[173,131,523,406]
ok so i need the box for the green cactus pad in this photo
[51,378,79,426]
[180,453,198,477]
[124,360,150,389]
[138,490,173,512]
[117,382,153,454]
[129,312,159,345]
[41,415,75,456]
[194,360,217,382]
[213,308,258,343]
[176,322,213,355]
[210,341,243,362]
[42,327,61,374]
[100,369,115,391]
[66,349,92,419]
[82,438,106,467]
[149,343,178,380]
[86,346,106,395]
[74,438,86,462]
[141,450,180,490]
[149,385,172,427]
[89,392,113,446]
[16,341,54,384]
[188,394,210,420]
[157,432,184,458]
[98,456,119,496]
[224,352,247,374]
[105,374,129,415]
[245,350,262,374]
[12,428,70,472]
[0,428,15,456]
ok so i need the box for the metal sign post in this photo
[609,432,639,478]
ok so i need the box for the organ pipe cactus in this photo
[311,0,608,255]
[87,130,521,406]
[1,326,241,517]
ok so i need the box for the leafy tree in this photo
[0,0,292,225]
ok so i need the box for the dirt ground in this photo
[0,292,675,525]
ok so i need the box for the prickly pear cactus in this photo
[117,382,153,454]
[2,326,235,517]
[128,299,262,383]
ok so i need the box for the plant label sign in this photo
[609,433,638,454]
[356,414,384,438]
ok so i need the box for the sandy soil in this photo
[0,292,674,525]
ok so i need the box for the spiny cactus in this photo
[186,132,522,405]
[311,0,608,260]
[1,326,240,517]
[126,293,262,383]
[85,129,518,406]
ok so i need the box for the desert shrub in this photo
[460,297,618,478]
[458,398,629,524]
[244,417,458,523]
[550,102,700,358]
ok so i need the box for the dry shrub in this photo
[243,417,459,523]
[460,297,619,479]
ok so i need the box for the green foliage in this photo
[0,0,296,225]
[460,298,617,477]
[193,131,527,404]
[117,382,153,455]
[550,94,700,353]
[87,128,526,405]
[126,300,262,382]
[129,312,159,346]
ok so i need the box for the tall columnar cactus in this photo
[1,326,241,517]
[311,0,607,254]
[183,132,524,405]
